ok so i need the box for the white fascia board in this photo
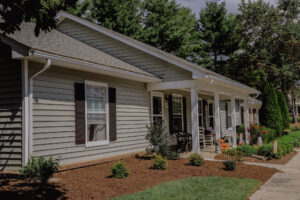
[30,50,161,83]
[147,80,198,91]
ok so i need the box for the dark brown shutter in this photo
[74,83,85,145]
[109,87,117,141]
[183,97,187,132]
[168,95,173,134]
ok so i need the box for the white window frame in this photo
[150,92,164,124]
[207,100,214,130]
[198,98,204,128]
[172,93,184,131]
[85,80,109,147]
[226,101,232,130]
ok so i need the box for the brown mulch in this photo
[215,151,298,165]
[0,157,278,200]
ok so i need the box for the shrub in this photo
[167,150,180,160]
[152,155,167,170]
[145,124,169,157]
[189,153,204,166]
[277,91,290,130]
[237,145,257,156]
[226,148,243,163]
[257,144,282,159]
[223,160,237,171]
[262,127,276,144]
[111,162,130,178]
[260,82,283,137]
[20,156,58,184]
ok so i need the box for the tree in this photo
[140,0,204,63]
[0,0,77,36]
[88,0,142,38]
[260,82,283,136]
[277,91,290,129]
[66,0,92,17]
[198,2,240,76]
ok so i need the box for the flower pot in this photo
[257,136,263,146]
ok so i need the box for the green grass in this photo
[111,177,260,200]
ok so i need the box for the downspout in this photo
[28,58,51,158]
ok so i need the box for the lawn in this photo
[111,177,260,200]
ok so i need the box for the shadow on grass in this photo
[0,178,68,200]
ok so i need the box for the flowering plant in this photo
[248,124,275,144]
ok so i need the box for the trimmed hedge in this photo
[236,145,257,156]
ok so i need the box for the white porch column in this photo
[191,87,200,154]
[214,92,221,141]
[231,97,237,147]
[244,97,250,144]
[22,59,29,166]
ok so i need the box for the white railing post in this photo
[244,97,250,144]
[231,97,237,147]
[214,92,221,145]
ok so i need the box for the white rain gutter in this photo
[28,58,51,158]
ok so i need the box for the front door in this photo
[151,92,163,125]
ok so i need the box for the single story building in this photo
[0,11,261,171]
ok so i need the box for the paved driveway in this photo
[250,149,300,200]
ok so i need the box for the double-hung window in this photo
[85,80,109,147]
[208,102,214,129]
[172,94,183,131]
[198,100,203,128]
[225,101,232,129]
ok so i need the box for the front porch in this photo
[148,78,260,153]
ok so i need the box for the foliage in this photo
[198,2,240,75]
[167,150,180,160]
[257,144,282,159]
[88,0,142,38]
[237,145,257,156]
[20,156,59,184]
[277,91,290,129]
[140,0,204,62]
[260,82,283,136]
[248,124,275,144]
[111,162,130,178]
[152,155,167,170]
[112,177,260,200]
[145,124,169,157]
[188,153,204,166]
[225,148,244,163]
[223,160,237,171]
[237,124,245,134]
[0,0,77,36]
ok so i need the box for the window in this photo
[208,102,214,129]
[85,81,109,147]
[240,106,244,124]
[225,102,232,129]
[151,92,163,125]
[198,100,203,128]
[172,94,183,131]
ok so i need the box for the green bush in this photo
[167,150,180,160]
[237,145,257,156]
[152,155,167,170]
[260,82,283,137]
[111,162,130,178]
[257,144,282,159]
[226,148,244,163]
[223,160,237,171]
[20,156,58,184]
[189,153,204,166]
[145,124,169,157]
[277,91,290,129]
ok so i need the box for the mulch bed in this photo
[215,151,298,165]
[0,157,278,200]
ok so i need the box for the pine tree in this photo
[277,91,290,129]
[260,82,284,136]
[198,2,240,76]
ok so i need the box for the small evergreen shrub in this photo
[20,156,58,184]
[167,150,180,160]
[189,153,204,166]
[152,155,167,170]
[226,148,243,163]
[111,162,130,178]
[223,160,237,171]
[237,145,257,156]
[145,124,169,157]
[257,144,282,159]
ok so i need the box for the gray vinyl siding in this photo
[30,62,150,165]
[0,60,22,171]
[220,100,227,137]
[57,20,192,81]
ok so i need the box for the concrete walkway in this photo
[250,149,300,200]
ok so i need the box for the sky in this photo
[175,0,276,16]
